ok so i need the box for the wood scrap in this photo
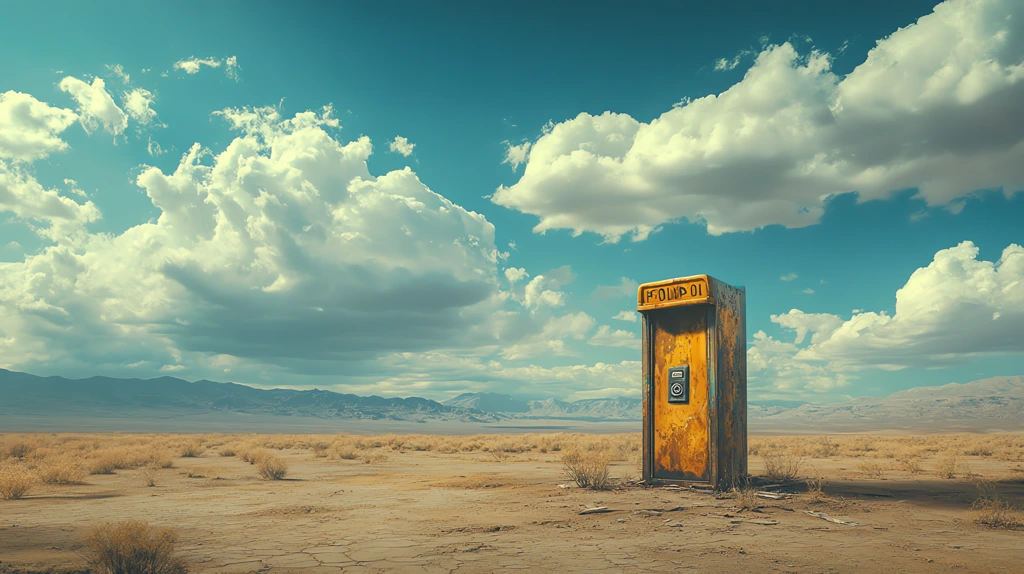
[579,507,614,515]
[756,491,788,500]
[803,510,863,526]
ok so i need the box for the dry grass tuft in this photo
[362,453,389,465]
[179,441,203,458]
[732,486,759,510]
[217,446,237,457]
[85,520,188,574]
[256,454,288,480]
[0,464,35,500]
[335,446,360,460]
[560,447,612,489]
[140,466,158,487]
[806,472,827,502]
[762,451,803,481]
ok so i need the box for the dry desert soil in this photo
[1,432,1023,573]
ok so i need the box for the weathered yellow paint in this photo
[651,306,709,481]
[637,275,711,311]
[640,274,747,488]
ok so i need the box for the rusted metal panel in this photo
[650,306,709,482]
[637,274,713,311]
[712,279,747,488]
[641,312,652,482]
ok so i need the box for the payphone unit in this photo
[638,274,747,488]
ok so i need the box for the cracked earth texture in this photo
[1,446,1023,573]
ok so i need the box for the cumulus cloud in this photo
[612,310,637,322]
[0,91,78,162]
[389,135,415,157]
[0,104,530,381]
[0,161,101,241]
[121,88,158,125]
[750,241,1024,394]
[58,77,128,135]
[502,141,531,171]
[780,272,798,281]
[588,324,640,348]
[492,0,1024,241]
[173,56,222,75]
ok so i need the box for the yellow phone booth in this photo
[638,274,747,489]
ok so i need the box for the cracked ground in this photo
[1,445,1023,573]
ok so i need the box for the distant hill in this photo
[1,369,1021,432]
[0,369,496,424]
[753,376,1024,432]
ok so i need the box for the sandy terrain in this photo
[1,433,1023,573]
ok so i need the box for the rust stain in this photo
[651,306,709,481]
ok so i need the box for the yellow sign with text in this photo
[637,275,712,311]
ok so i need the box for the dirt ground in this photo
[1,433,1023,573]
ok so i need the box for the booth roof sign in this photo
[637,275,713,311]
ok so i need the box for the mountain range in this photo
[1,369,1021,432]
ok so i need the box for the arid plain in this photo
[1,432,1023,573]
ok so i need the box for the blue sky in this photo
[1,0,1022,403]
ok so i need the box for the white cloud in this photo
[4,241,21,252]
[0,91,78,162]
[147,137,164,157]
[106,64,130,84]
[612,310,637,322]
[502,141,531,171]
[225,56,240,81]
[122,88,158,125]
[492,0,1024,241]
[389,135,416,157]
[0,161,101,240]
[500,311,596,360]
[58,77,128,135]
[780,272,798,281]
[593,276,638,299]
[504,267,528,283]
[522,275,566,310]
[173,56,222,75]
[750,241,1024,394]
[0,103,540,381]
[589,324,640,348]
[802,288,815,294]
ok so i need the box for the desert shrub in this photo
[362,453,389,465]
[87,454,119,472]
[0,464,35,499]
[560,447,612,489]
[256,455,288,480]
[37,456,86,485]
[335,446,360,460]
[179,442,203,458]
[813,437,840,458]
[858,461,888,479]
[309,442,331,458]
[761,451,803,481]
[140,466,158,487]
[218,447,237,457]
[971,480,1023,529]
[806,473,827,502]
[85,520,188,574]
[242,448,269,465]
[937,450,966,479]
[6,441,34,460]
[895,453,923,474]
[489,450,510,462]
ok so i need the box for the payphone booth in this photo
[638,274,747,489]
